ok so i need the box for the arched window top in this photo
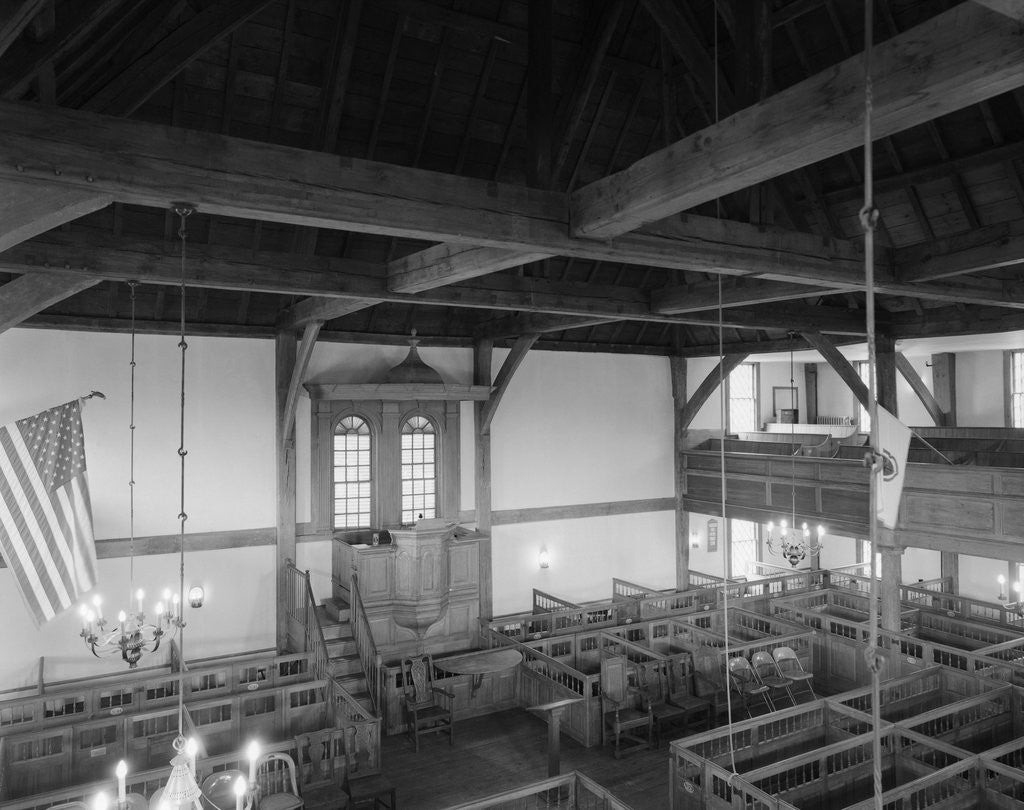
[401,415,435,434]
[336,415,370,435]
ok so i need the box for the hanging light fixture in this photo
[159,204,205,810]
[79,281,182,667]
[765,333,826,567]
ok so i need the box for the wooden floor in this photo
[377,709,674,809]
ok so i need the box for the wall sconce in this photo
[538,548,550,569]
[998,574,1007,601]
[690,533,700,550]
[188,585,205,609]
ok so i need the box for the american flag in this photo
[0,400,97,624]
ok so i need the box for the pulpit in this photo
[333,520,482,659]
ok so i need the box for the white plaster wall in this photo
[492,511,676,614]
[958,555,1007,603]
[490,351,673,508]
[956,351,1004,426]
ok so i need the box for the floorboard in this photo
[377,709,674,809]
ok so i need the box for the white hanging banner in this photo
[876,406,912,529]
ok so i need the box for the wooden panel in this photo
[685,474,723,501]
[724,477,768,507]
[1000,501,1024,538]
[905,466,995,495]
[818,488,869,521]
[818,464,870,485]
[904,494,996,532]
[768,483,817,513]
[357,552,392,602]
[999,473,1024,497]
[725,456,774,476]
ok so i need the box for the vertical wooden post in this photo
[803,363,818,425]
[474,340,494,627]
[528,0,552,188]
[275,331,298,652]
[931,353,957,426]
[876,334,898,415]
[380,402,401,526]
[940,552,959,593]
[670,356,690,590]
[879,539,903,633]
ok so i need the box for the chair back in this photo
[635,660,666,707]
[201,769,246,810]
[254,752,300,801]
[727,655,756,687]
[693,647,725,689]
[295,729,346,792]
[773,646,799,665]
[403,654,438,707]
[345,721,382,779]
[600,655,631,705]
[750,651,781,681]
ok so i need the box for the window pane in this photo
[728,363,759,433]
[730,519,758,579]
[333,417,372,529]
[401,416,436,524]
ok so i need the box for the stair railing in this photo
[284,562,379,729]
[350,573,384,714]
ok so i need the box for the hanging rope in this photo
[174,205,194,741]
[859,2,884,807]
[710,0,738,778]
[128,281,138,604]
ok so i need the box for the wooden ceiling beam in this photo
[801,331,869,412]
[971,0,1024,24]
[895,352,949,428]
[478,334,539,435]
[652,279,855,315]
[82,0,275,116]
[0,178,110,252]
[896,221,1024,282]
[0,271,100,332]
[571,3,1024,238]
[475,313,618,340]
[0,0,47,61]
[388,245,550,294]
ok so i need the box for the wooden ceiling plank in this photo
[0,270,99,332]
[316,0,363,153]
[82,0,275,117]
[0,0,47,61]
[552,0,624,183]
[388,245,552,294]
[0,0,123,99]
[565,71,616,191]
[571,3,1024,239]
[896,221,1024,282]
[0,178,110,252]
[365,16,403,160]
[652,279,854,314]
[476,313,617,340]
[454,39,499,175]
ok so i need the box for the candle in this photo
[233,776,247,810]
[135,589,144,614]
[92,593,103,621]
[79,604,89,632]
[185,737,198,774]
[94,792,109,810]
[117,611,127,635]
[246,741,260,784]
[172,594,180,619]
[115,760,127,804]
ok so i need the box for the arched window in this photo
[401,415,436,524]
[333,415,371,529]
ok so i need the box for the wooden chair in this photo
[636,660,689,747]
[201,769,247,810]
[751,651,795,709]
[600,655,652,758]
[294,729,349,810]
[692,646,729,724]
[401,654,455,752]
[773,645,816,700]
[728,656,773,718]
[253,752,304,810]
[344,722,397,810]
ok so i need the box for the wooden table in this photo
[435,649,523,696]
[528,698,582,778]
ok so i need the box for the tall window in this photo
[728,363,760,433]
[401,416,436,524]
[855,361,872,433]
[729,519,759,579]
[333,416,371,529]
[1009,350,1024,427]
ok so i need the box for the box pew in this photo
[697,437,801,456]
[486,601,629,642]
[532,588,578,614]
[978,759,1024,809]
[902,687,1015,753]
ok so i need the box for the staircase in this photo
[315,597,376,714]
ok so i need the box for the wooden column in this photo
[940,552,959,593]
[931,353,957,426]
[275,331,298,651]
[671,356,689,590]
[876,334,898,415]
[879,538,903,633]
[803,363,818,425]
[474,340,494,626]
[380,402,401,527]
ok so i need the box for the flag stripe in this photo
[0,428,71,608]
[0,438,55,621]
[0,401,95,625]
